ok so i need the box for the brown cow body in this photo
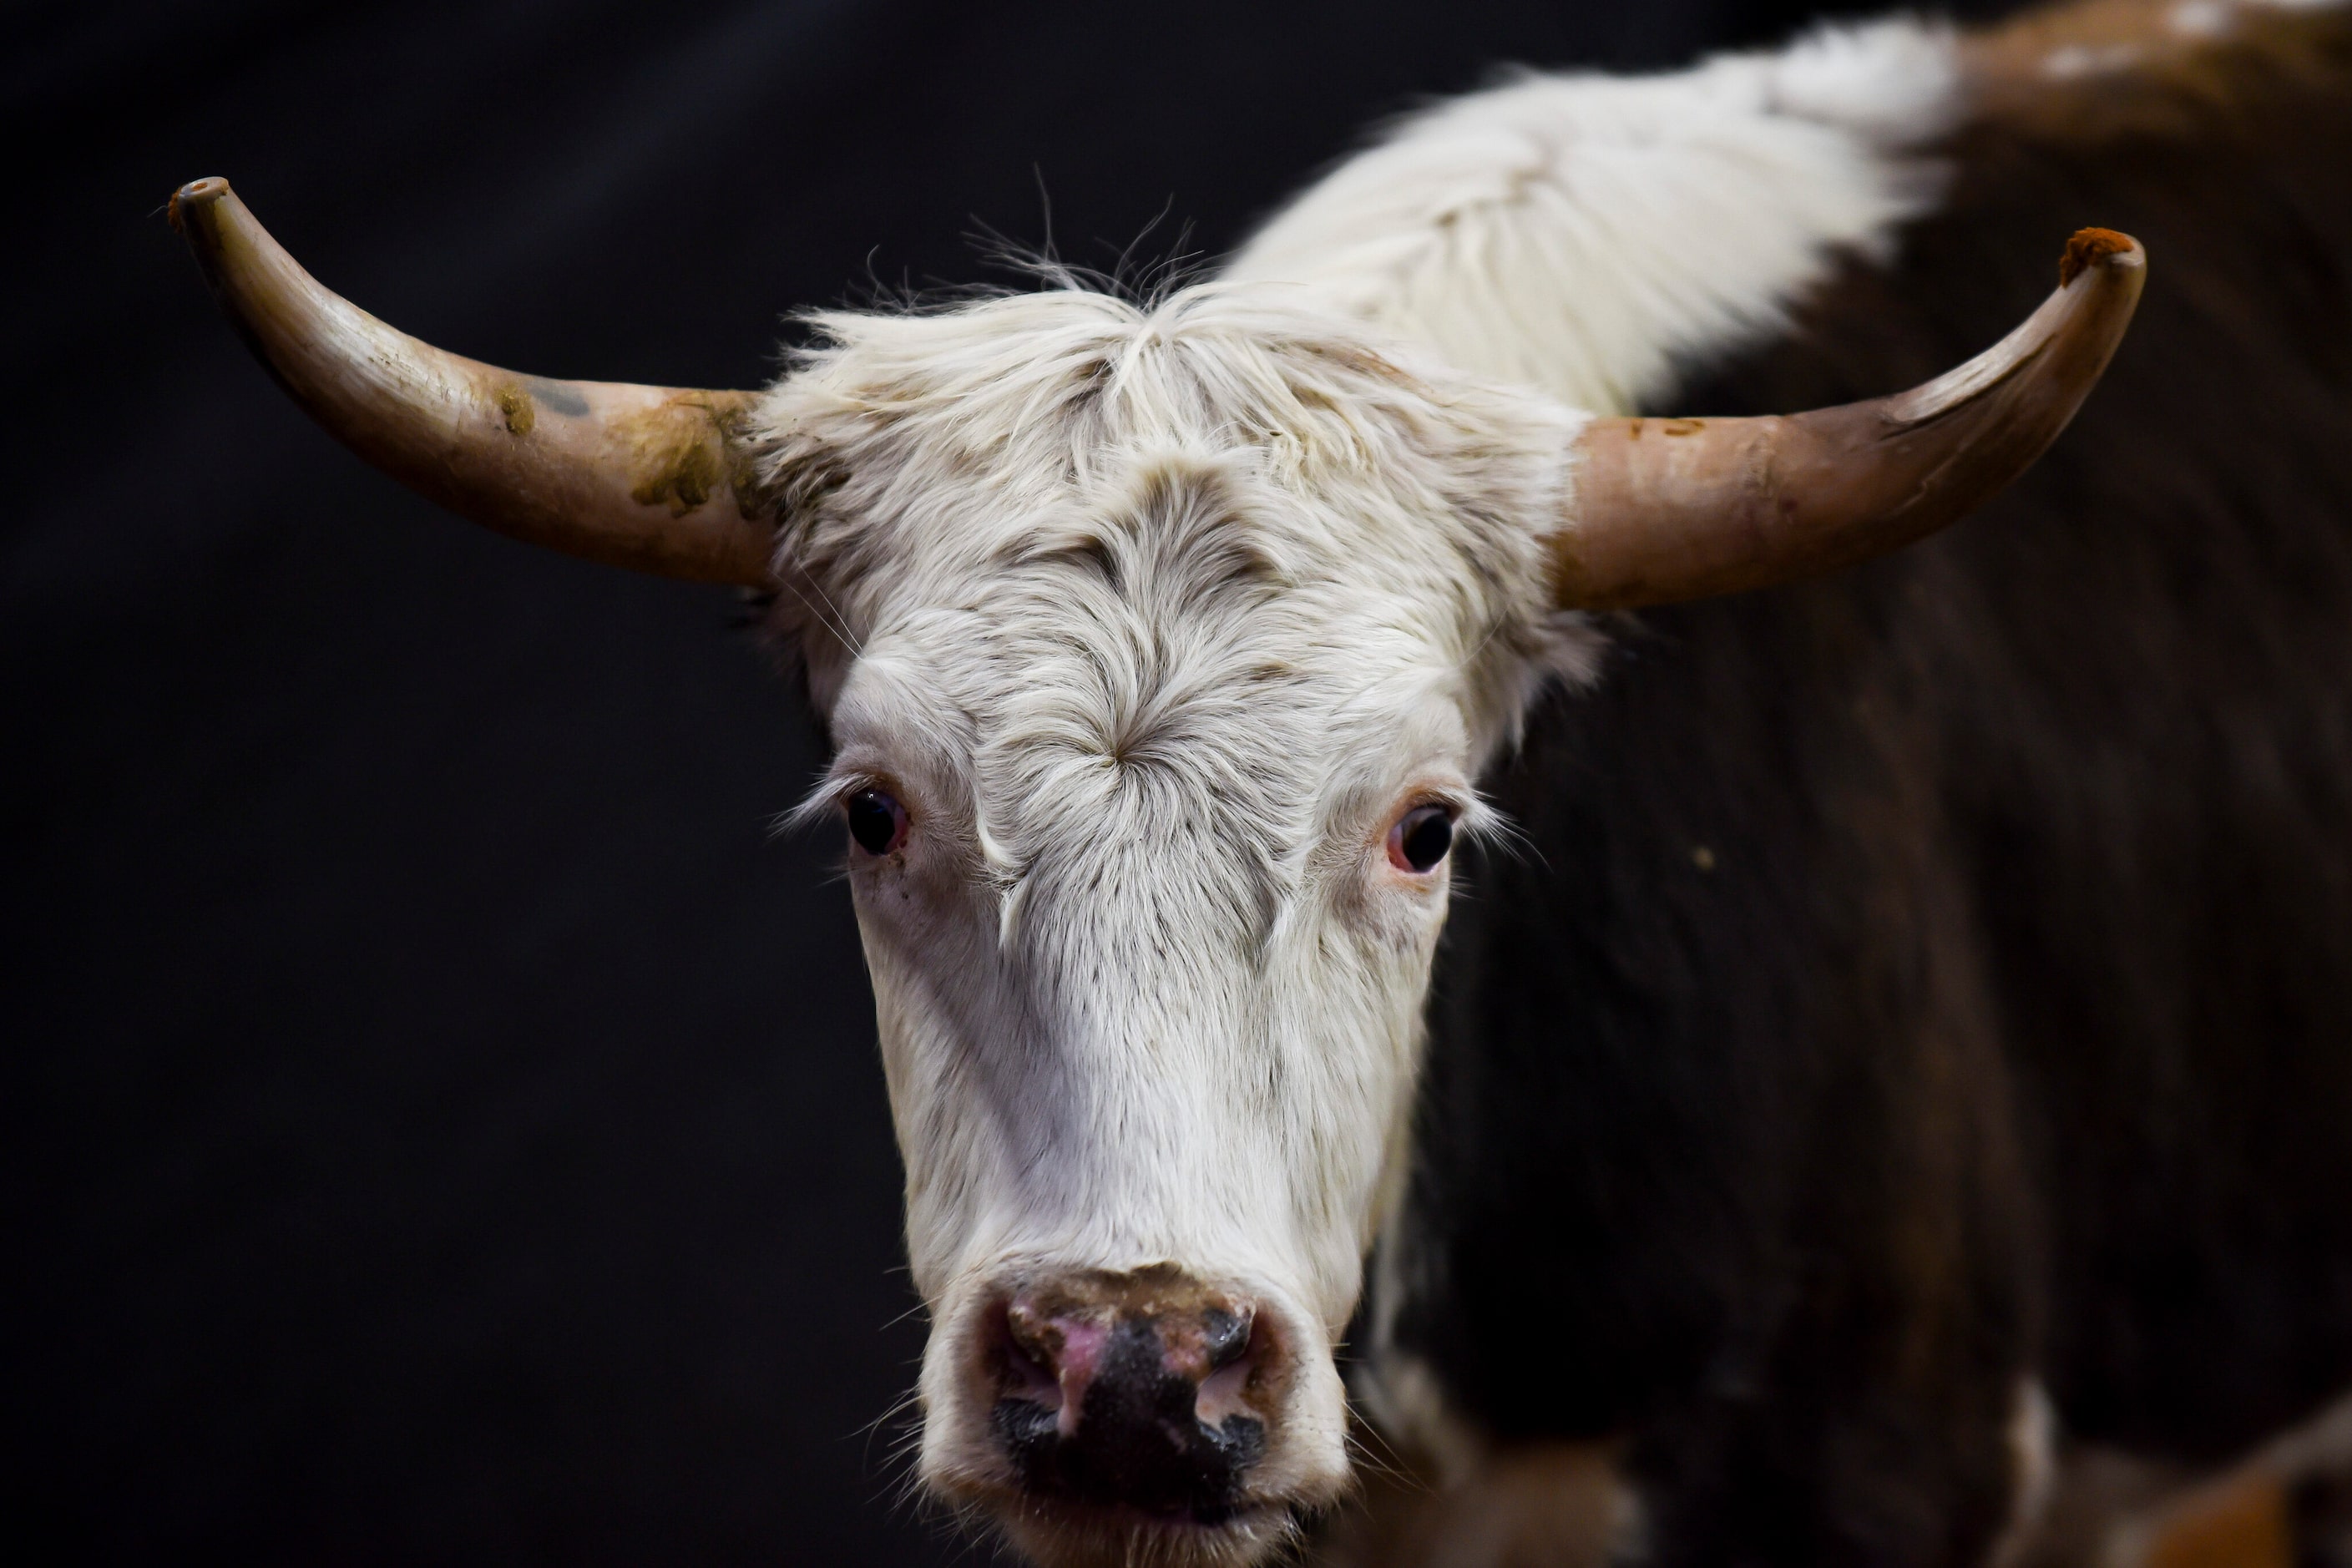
[1370,5,2352,1564]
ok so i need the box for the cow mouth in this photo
[933,1380,1338,1567]
[992,1491,1300,1568]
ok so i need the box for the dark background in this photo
[4,2,2004,1560]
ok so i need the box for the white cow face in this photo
[751,283,1591,1567]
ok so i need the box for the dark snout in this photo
[985,1267,1278,1523]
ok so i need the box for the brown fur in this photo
[1377,4,2352,1565]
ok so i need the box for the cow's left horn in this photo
[169,177,777,587]
[1553,228,2146,609]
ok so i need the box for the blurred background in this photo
[5,2,2014,1560]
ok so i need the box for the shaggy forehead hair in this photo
[748,281,1596,860]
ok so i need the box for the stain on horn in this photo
[1553,228,2147,610]
[169,177,777,587]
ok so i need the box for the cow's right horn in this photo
[169,178,778,587]
[1552,228,2146,610]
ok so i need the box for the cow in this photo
[166,1,2352,1565]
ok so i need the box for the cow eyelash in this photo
[784,770,898,835]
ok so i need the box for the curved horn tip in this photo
[2061,226,2142,286]
[166,172,779,589]
[1555,225,2148,611]
[168,176,230,234]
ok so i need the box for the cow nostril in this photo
[1195,1313,1262,1428]
[1201,1305,1252,1371]
[997,1301,1064,1408]
[1004,1300,1050,1364]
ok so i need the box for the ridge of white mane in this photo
[1222,18,1964,412]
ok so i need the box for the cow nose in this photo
[989,1276,1269,1520]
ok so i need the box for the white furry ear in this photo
[1527,609,1610,694]
[1222,18,1960,412]
[1477,609,1611,762]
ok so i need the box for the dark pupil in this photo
[1400,807,1454,872]
[847,790,900,855]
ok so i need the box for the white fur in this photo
[1990,1380,2060,1568]
[749,283,1590,1559]
[736,16,1975,1564]
[1224,18,1960,412]
[2046,0,2346,78]
[2168,0,2348,43]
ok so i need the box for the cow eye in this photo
[846,788,908,856]
[1388,804,1455,874]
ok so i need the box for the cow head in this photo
[751,288,1589,1562]
[170,177,2139,1567]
